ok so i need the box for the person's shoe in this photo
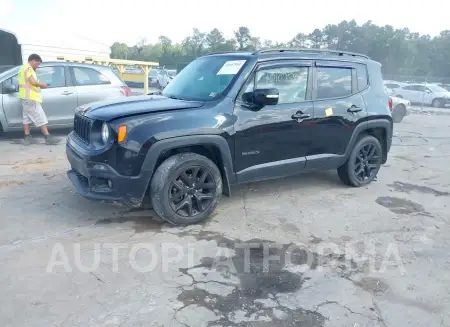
[23,134,33,146]
[44,134,61,145]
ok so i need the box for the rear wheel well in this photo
[365,127,388,163]
[153,144,231,196]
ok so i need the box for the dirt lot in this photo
[1,111,450,327]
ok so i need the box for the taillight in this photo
[388,98,393,111]
[121,86,131,97]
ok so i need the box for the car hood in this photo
[78,95,205,121]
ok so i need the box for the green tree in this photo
[110,23,450,81]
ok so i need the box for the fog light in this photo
[108,180,113,188]
[93,164,107,171]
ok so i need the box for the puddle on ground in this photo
[175,231,361,326]
[278,218,300,233]
[389,181,449,196]
[376,196,432,216]
[353,277,389,295]
[308,235,323,244]
[96,213,161,233]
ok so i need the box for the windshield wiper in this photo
[147,90,162,95]
[166,94,183,100]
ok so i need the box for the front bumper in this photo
[66,137,150,207]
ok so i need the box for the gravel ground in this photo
[1,112,449,327]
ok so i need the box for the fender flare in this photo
[0,114,8,132]
[141,135,235,196]
[344,119,393,159]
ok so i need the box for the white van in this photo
[0,28,111,72]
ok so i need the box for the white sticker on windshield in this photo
[216,60,246,75]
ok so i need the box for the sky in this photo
[0,0,448,47]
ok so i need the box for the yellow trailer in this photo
[56,56,159,94]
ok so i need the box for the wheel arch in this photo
[432,97,444,107]
[141,135,235,197]
[345,119,393,164]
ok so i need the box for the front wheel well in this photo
[153,144,231,196]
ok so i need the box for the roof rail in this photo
[204,50,250,55]
[252,48,369,59]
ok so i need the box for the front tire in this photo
[337,135,382,187]
[150,153,222,225]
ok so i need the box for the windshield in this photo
[162,56,248,101]
[427,84,448,93]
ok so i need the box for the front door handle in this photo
[291,112,311,121]
[62,91,73,96]
[347,106,362,113]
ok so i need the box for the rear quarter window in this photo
[356,64,368,91]
[72,67,111,86]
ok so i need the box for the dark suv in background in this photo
[66,48,393,225]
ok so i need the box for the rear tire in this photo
[392,104,406,123]
[150,153,222,225]
[432,98,442,108]
[337,135,382,187]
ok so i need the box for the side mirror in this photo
[425,89,432,93]
[253,88,279,106]
[3,83,17,94]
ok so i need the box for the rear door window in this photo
[36,66,66,88]
[315,66,352,99]
[72,67,111,86]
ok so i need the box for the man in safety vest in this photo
[19,54,60,145]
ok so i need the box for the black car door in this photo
[233,60,314,183]
[306,60,368,170]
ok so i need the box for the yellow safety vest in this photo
[18,63,42,103]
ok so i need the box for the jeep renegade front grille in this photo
[74,113,92,144]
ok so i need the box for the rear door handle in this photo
[62,91,73,96]
[347,106,362,113]
[291,112,311,121]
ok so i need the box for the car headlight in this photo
[101,122,110,144]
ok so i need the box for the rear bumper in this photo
[66,136,150,207]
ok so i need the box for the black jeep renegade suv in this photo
[66,48,393,225]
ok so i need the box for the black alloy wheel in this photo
[169,166,216,217]
[150,153,222,225]
[353,143,380,182]
[337,135,383,187]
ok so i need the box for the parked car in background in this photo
[394,83,450,107]
[155,69,171,89]
[147,68,177,89]
[384,80,406,94]
[148,68,161,87]
[438,84,450,92]
[386,88,410,123]
[0,62,130,132]
[168,69,177,80]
